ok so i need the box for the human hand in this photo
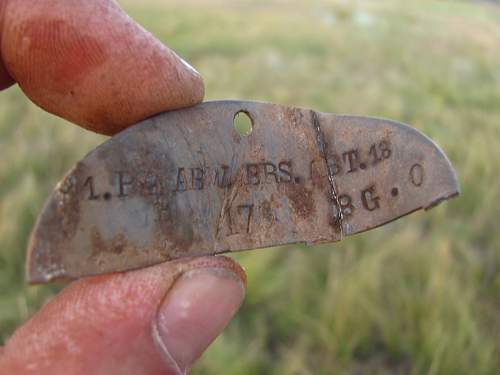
[0,1,246,374]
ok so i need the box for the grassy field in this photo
[1,0,500,373]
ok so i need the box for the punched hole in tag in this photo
[233,110,253,136]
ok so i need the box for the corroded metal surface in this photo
[27,100,459,283]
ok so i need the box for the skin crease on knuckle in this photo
[0,0,204,135]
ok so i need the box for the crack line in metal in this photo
[310,110,344,237]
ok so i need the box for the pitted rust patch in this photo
[90,228,127,256]
[281,183,315,219]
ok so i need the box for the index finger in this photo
[0,0,204,135]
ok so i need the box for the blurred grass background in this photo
[1,0,500,373]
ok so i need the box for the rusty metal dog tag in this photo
[27,100,459,283]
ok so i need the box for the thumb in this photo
[0,256,246,375]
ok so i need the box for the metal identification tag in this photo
[27,100,459,283]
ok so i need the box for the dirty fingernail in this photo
[152,267,245,373]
